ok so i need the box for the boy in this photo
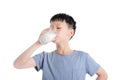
[14,13,108,80]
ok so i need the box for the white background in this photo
[0,0,120,80]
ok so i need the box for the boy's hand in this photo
[37,28,51,44]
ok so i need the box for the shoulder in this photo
[37,51,54,57]
[74,50,89,57]
[36,51,54,55]
[33,51,55,61]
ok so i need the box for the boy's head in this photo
[50,13,76,39]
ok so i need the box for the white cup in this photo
[39,30,56,44]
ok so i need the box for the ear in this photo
[68,29,74,38]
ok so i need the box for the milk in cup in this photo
[39,30,56,44]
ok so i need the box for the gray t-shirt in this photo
[33,50,100,80]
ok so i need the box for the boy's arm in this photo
[96,67,108,80]
[13,41,42,69]
[13,28,50,69]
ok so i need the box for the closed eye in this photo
[57,27,61,29]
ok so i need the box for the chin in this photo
[52,40,59,44]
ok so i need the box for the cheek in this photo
[56,29,69,37]
[58,32,69,39]
[55,32,64,39]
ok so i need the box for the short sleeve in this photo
[86,53,100,76]
[32,52,45,71]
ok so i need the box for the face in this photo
[50,20,74,44]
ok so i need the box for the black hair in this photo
[50,13,76,39]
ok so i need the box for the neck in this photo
[56,42,73,55]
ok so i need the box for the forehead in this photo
[50,21,68,27]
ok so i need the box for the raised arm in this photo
[13,41,42,69]
[13,28,53,69]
